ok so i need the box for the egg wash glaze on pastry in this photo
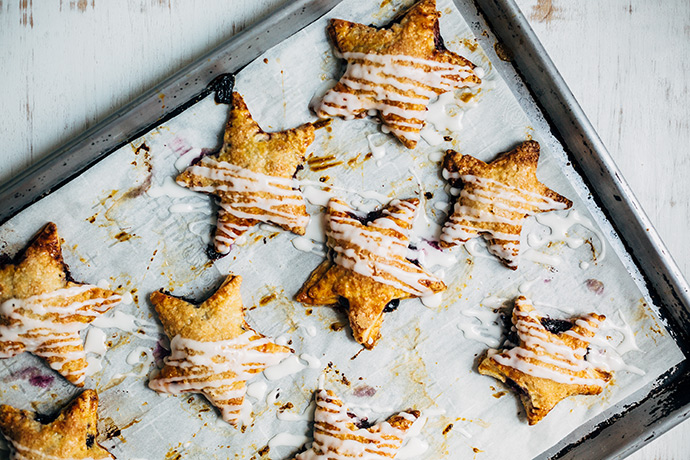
[441,171,570,267]
[148,330,290,424]
[318,51,480,146]
[327,198,439,297]
[178,157,309,252]
[0,285,121,386]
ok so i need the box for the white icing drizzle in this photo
[174,147,203,172]
[84,328,108,356]
[268,432,310,450]
[491,298,610,387]
[571,310,645,375]
[302,324,317,338]
[264,354,320,381]
[263,353,304,380]
[179,157,308,253]
[112,346,156,380]
[441,173,570,268]
[292,237,326,257]
[419,125,445,146]
[326,198,442,297]
[84,328,108,376]
[187,220,215,245]
[300,353,322,369]
[458,308,502,348]
[411,240,457,272]
[0,285,121,385]
[521,248,563,267]
[147,176,200,199]
[246,381,268,400]
[396,419,429,459]
[295,389,418,460]
[90,310,161,341]
[367,134,387,159]
[518,278,539,294]
[420,292,444,309]
[464,239,495,260]
[528,209,607,262]
[148,331,291,425]
[317,52,479,145]
[238,399,253,427]
[420,91,463,147]
[303,185,334,207]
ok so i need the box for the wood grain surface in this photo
[0,0,688,458]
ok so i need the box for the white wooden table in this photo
[0,0,688,458]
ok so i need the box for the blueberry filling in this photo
[540,317,573,335]
[383,299,400,313]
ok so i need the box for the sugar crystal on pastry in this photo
[294,388,420,459]
[315,0,482,149]
[176,91,314,256]
[478,296,612,424]
[0,222,122,386]
[148,274,292,426]
[440,140,572,269]
[296,197,446,348]
[0,389,114,459]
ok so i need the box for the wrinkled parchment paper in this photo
[0,0,684,459]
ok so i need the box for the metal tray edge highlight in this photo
[471,0,690,457]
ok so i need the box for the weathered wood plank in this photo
[516,2,690,457]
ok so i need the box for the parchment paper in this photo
[0,0,684,459]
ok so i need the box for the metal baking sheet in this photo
[0,0,688,459]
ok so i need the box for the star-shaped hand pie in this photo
[296,197,446,348]
[294,389,419,459]
[148,274,292,426]
[0,223,122,386]
[440,140,572,269]
[176,91,314,256]
[314,0,481,149]
[0,389,114,459]
[478,296,612,425]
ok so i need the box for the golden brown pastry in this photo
[314,0,481,149]
[0,389,114,460]
[294,389,419,459]
[478,296,612,424]
[0,223,121,386]
[148,274,291,426]
[296,197,445,348]
[440,140,572,269]
[176,92,314,256]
